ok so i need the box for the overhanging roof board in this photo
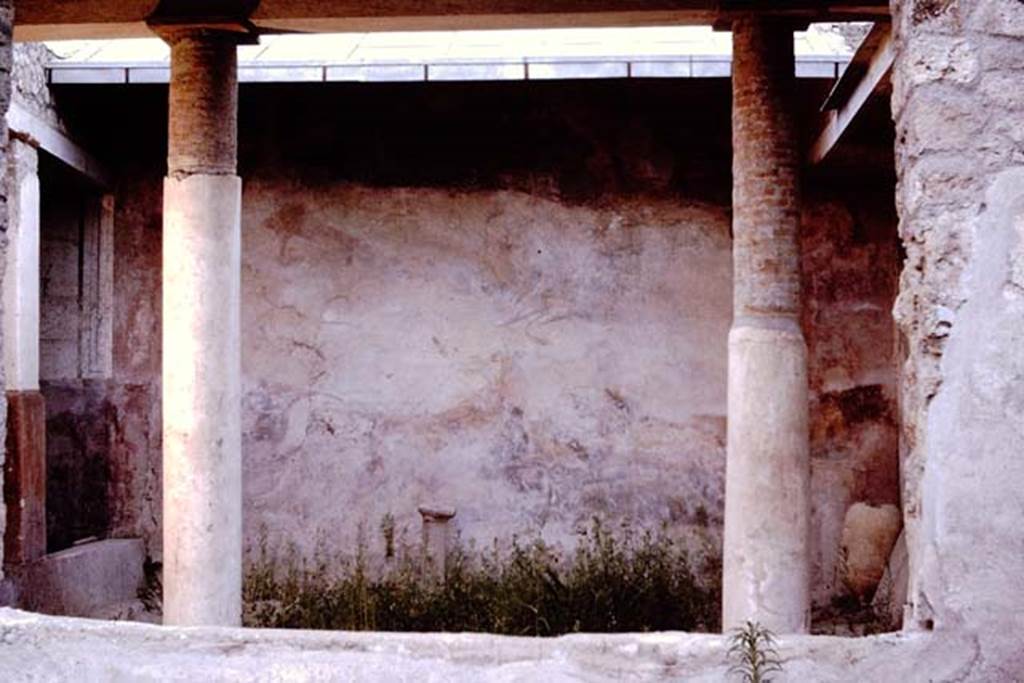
[16,0,889,41]
[809,23,893,164]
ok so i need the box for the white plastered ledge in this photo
[0,609,984,682]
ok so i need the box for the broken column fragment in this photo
[419,505,456,578]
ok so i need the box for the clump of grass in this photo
[138,558,163,613]
[244,518,720,635]
[727,621,783,683]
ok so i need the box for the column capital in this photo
[147,0,261,45]
[150,24,257,46]
[716,13,809,33]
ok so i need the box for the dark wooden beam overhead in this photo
[808,22,894,165]
[16,0,889,41]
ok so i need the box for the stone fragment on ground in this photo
[840,503,901,599]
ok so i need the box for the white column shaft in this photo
[162,174,242,626]
[3,139,39,392]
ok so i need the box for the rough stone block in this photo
[13,539,144,617]
[905,36,980,86]
[840,502,902,599]
[872,528,908,630]
[972,0,1024,37]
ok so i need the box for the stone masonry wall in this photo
[11,44,57,128]
[892,0,1024,675]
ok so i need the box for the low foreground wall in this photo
[0,609,983,682]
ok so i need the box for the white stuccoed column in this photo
[3,139,39,393]
[159,29,243,626]
[722,17,811,634]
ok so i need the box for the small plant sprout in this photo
[727,620,784,683]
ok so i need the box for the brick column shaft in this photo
[722,17,811,634]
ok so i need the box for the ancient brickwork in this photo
[892,0,1024,674]
[730,18,801,320]
[166,33,239,177]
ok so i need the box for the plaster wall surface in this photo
[240,183,733,561]
[44,82,902,603]
[38,174,84,381]
[802,188,900,605]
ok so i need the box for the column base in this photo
[3,390,47,567]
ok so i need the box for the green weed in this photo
[243,518,721,635]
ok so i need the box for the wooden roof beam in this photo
[15,0,889,41]
[807,21,894,166]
